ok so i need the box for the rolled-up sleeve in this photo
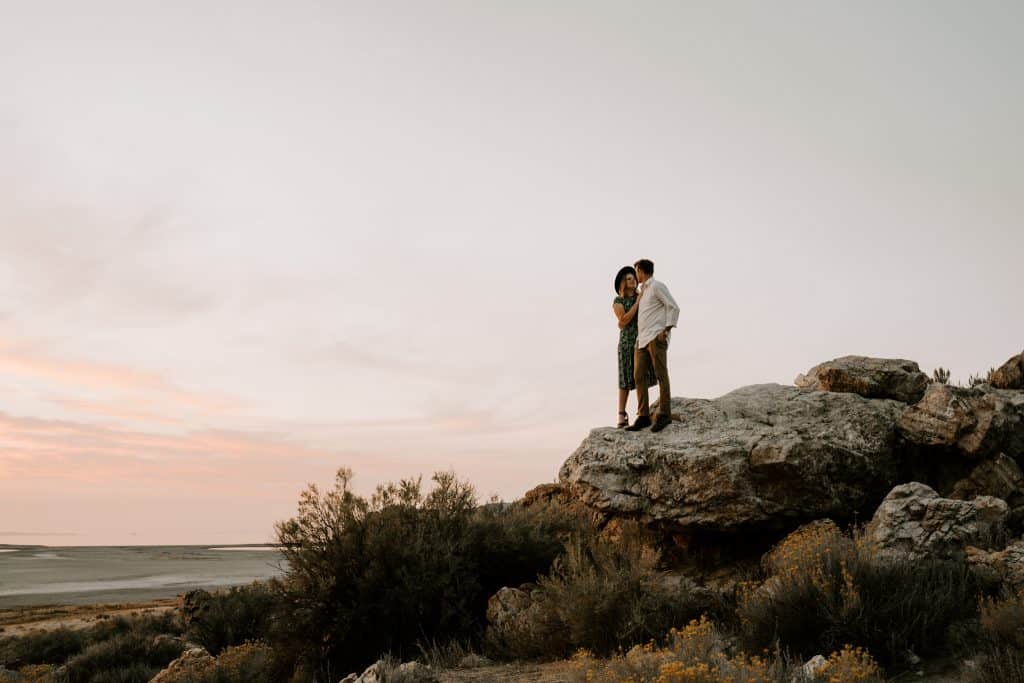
[656,282,680,329]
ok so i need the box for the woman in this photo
[613,266,657,427]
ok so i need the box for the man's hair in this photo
[634,259,654,276]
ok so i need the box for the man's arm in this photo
[655,281,680,329]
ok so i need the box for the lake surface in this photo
[0,545,285,608]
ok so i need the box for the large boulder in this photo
[558,384,905,533]
[898,384,1024,459]
[794,355,929,403]
[864,482,1007,562]
[991,350,1024,390]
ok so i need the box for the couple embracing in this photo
[612,259,679,432]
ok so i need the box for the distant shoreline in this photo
[0,545,286,610]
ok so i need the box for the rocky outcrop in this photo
[898,384,1024,459]
[559,384,905,534]
[991,351,1024,390]
[795,356,929,403]
[967,539,1024,591]
[950,454,1024,512]
[864,483,1007,562]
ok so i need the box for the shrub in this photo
[488,526,715,659]
[970,645,1024,683]
[970,591,1024,682]
[274,468,587,678]
[185,582,279,655]
[568,617,800,683]
[0,611,181,670]
[932,367,951,385]
[55,631,185,683]
[151,642,281,683]
[0,628,90,668]
[738,522,979,669]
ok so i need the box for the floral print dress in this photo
[616,295,657,390]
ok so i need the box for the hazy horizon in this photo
[3,1,1022,545]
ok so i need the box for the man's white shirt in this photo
[636,277,680,349]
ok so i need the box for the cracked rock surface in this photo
[558,384,905,533]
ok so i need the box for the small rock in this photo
[991,351,1024,390]
[800,654,827,679]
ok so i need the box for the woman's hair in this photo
[614,266,637,296]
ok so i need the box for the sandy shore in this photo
[0,598,178,637]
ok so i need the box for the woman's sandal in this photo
[617,411,629,428]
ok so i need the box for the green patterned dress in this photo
[616,295,657,390]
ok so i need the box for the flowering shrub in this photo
[739,520,978,668]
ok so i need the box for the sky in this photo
[1,1,1021,545]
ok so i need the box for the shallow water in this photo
[0,545,285,607]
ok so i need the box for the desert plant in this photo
[0,628,91,669]
[273,468,588,678]
[185,582,279,656]
[488,526,715,660]
[932,367,951,384]
[739,522,979,669]
[150,641,282,683]
[0,611,181,670]
[568,617,805,683]
[55,630,185,683]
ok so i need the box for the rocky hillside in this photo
[553,350,1024,579]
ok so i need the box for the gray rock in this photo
[950,453,1024,506]
[795,355,929,403]
[898,384,1024,459]
[967,539,1024,592]
[991,350,1024,390]
[559,384,905,532]
[864,482,1008,562]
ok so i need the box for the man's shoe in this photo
[625,416,652,431]
[650,416,672,433]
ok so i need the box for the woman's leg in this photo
[618,388,628,414]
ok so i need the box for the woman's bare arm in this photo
[613,298,640,329]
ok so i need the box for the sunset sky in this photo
[2,1,1022,545]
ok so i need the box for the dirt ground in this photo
[436,661,575,682]
[0,598,177,637]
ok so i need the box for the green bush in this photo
[0,611,181,670]
[56,631,185,683]
[738,522,979,669]
[487,527,715,659]
[273,468,588,678]
[0,627,90,669]
[185,582,279,655]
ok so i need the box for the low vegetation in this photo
[737,520,979,668]
[3,466,1020,681]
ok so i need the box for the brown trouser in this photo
[635,333,671,419]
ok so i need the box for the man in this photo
[626,259,679,433]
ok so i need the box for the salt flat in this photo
[0,545,285,608]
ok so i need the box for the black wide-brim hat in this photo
[614,266,637,294]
